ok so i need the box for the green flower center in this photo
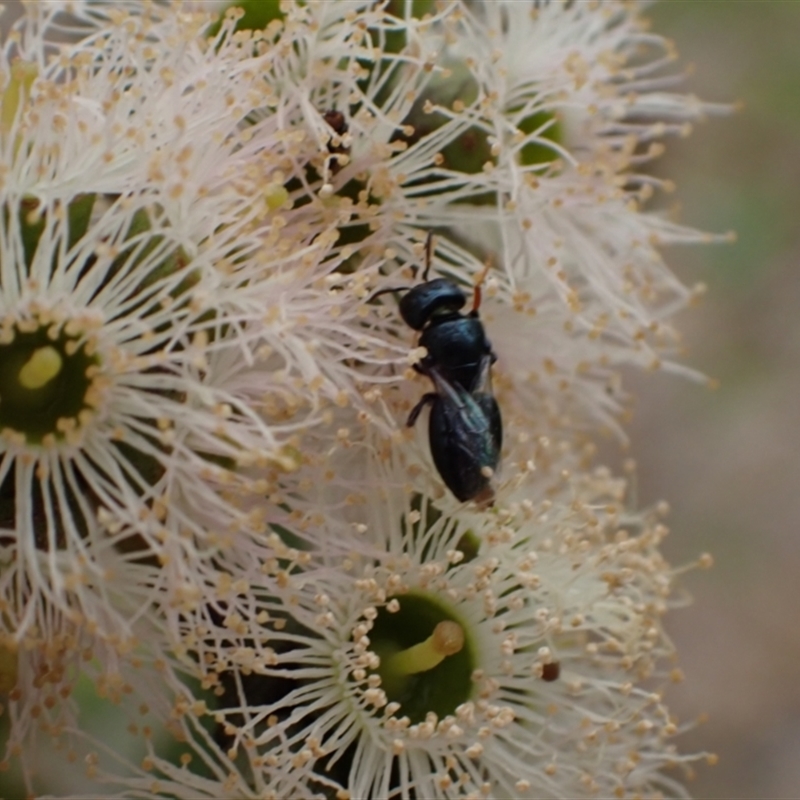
[372,592,476,724]
[0,318,101,445]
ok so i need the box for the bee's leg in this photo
[407,393,438,427]
[412,354,435,377]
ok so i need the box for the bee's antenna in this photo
[471,260,491,314]
[369,285,411,302]
[370,233,434,302]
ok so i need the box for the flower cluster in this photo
[0,1,722,796]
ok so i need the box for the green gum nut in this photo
[516,108,562,167]
[396,62,562,207]
[399,60,491,176]
[382,0,437,54]
[372,592,476,723]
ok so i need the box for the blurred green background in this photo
[628,2,800,797]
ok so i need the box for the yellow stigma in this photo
[385,621,465,677]
[18,346,63,390]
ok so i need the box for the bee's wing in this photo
[428,367,481,421]
[468,352,494,395]
[427,366,501,502]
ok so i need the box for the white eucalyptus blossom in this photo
[72,443,713,800]
[0,0,410,649]
[0,4,261,650]
[0,0,725,796]
[0,0,430,773]
[336,0,733,436]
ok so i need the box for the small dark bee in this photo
[377,236,502,504]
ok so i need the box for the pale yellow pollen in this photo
[431,620,464,656]
[18,345,63,389]
[407,346,427,365]
[265,182,289,210]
